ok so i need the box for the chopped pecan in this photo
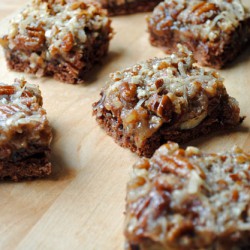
[192,2,218,16]
[14,28,45,51]
[232,189,239,201]
[157,95,172,119]
[0,36,8,48]
[167,220,194,243]
[0,86,15,95]
[184,2,220,25]
[146,94,172,121]
[70,2,87,10]
[157,61,170,70]
[155,79,164,89]
[135,158,150,170]
[230,173,242,182]
[119,82,137,104]
[61,32,74,52]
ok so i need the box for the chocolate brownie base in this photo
[94,95,243,157]
[3,34,110,84]
[149,18,250,69]
[101,0,162,16]
[1,144,50,163]
[0,153,51,181]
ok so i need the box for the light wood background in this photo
[0,1,250,249]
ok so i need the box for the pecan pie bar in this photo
[0,0,113,84]
[125,142,250,250]
[93,45,243,157]
[97,0,162,16]
[148,0,250,69]
[0,79,52,181]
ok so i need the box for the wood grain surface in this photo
[0,1,250,249]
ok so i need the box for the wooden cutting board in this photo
[0,1,250,249]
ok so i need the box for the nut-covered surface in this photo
[97,0,162,16]
[0,78,52,180]
[0,0,113,83]
[148,0,250,68]
[0,0,250,248]
[93,46,242,157]
[125,142,250,250]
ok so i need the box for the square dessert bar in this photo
[125,142,250,250]
[0,0,113,84]
[97,0,162,16]
[148,0,250,69]
[0,79,52,181]
[93,45,243,157]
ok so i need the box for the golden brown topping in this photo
[150,0,250,42]
[2,0,112,59]
[125,142,250,249]
[0,79,51,159]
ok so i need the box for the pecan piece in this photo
[119,82,137,104]
[61,32,74,52]
[70,2,87,10]
[193,2,218,16]
[167,220,195,243]
[188,2,219,25]
[0,86,15,95]
[146,94,172,121]
[14,28,45,51]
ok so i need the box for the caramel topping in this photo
[0,79,51,159]
[150,0,249,42]
[125,142,250,248]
